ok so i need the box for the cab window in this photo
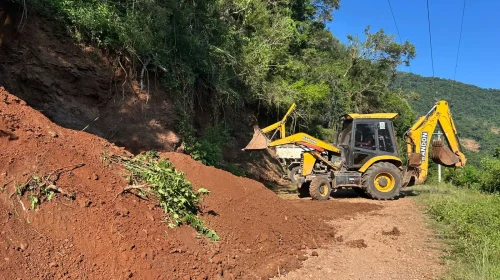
[354,123,376,150]
[377,121,395,153]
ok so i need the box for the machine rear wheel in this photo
[362,162,401,200]
[309,177,332,200]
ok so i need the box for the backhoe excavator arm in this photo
[405,100,467,184]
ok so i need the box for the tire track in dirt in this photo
[276,193,445,280]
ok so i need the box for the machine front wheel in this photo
[362,162,401,200]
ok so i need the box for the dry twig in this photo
[115,184,152,200]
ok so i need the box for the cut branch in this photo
[115,184,152,200]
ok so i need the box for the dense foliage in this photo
[395,72,500,165]
[444,153,500,194]
[10,0,418,165]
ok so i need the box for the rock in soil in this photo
[345,239,368,248]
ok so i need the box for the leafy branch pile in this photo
[113,152,219,241]
[16,175,58,210]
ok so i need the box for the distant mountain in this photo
[395,72,500,165]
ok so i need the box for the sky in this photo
[327,0,500,89]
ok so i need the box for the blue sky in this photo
[327,0,500,89]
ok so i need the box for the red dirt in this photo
[161,152,337,278]
[0,87,341,279]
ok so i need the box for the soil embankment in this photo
[1,87,344,279]
[0,2,180,154]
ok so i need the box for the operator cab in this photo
[336,113,399,170]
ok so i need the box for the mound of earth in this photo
[0,87,335,279]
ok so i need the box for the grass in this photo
[410,183,500,280]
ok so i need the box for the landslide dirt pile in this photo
[163,152,336,277]
[0,87,335,279]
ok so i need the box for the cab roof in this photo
[344,113,398,120]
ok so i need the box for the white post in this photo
[436,131,442,183]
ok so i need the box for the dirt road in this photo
[276,191,445,280]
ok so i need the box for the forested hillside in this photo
[4,0,418,167]
[395,72,500,164]
[5,0,498,170]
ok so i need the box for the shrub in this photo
[444,165,481,189]
[444,158,500,194]
[177,110,230,167]
[479,158,500,193]
[226,164,247,177]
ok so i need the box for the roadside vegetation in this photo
[444,151,500,193]
[412,151,500,279]
[412,182,500,279]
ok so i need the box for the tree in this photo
[494,145,500,159]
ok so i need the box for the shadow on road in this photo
[331,189,364,199]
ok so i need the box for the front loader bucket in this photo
[243,125,269,150]
[432,140,460,167]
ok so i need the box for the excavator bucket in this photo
[243,125,269,150]
[432,139,460,167]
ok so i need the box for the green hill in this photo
[395,72,500,165]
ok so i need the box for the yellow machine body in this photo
[243,100,466,200]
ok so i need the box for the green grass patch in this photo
[410,184,500,279]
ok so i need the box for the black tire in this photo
[288,166,301,183]
[309,177,332,200]
[362,162,402,200]
[297,181,310,198]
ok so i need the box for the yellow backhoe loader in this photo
[243,100,466,200]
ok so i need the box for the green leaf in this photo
[197,188,210,195]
